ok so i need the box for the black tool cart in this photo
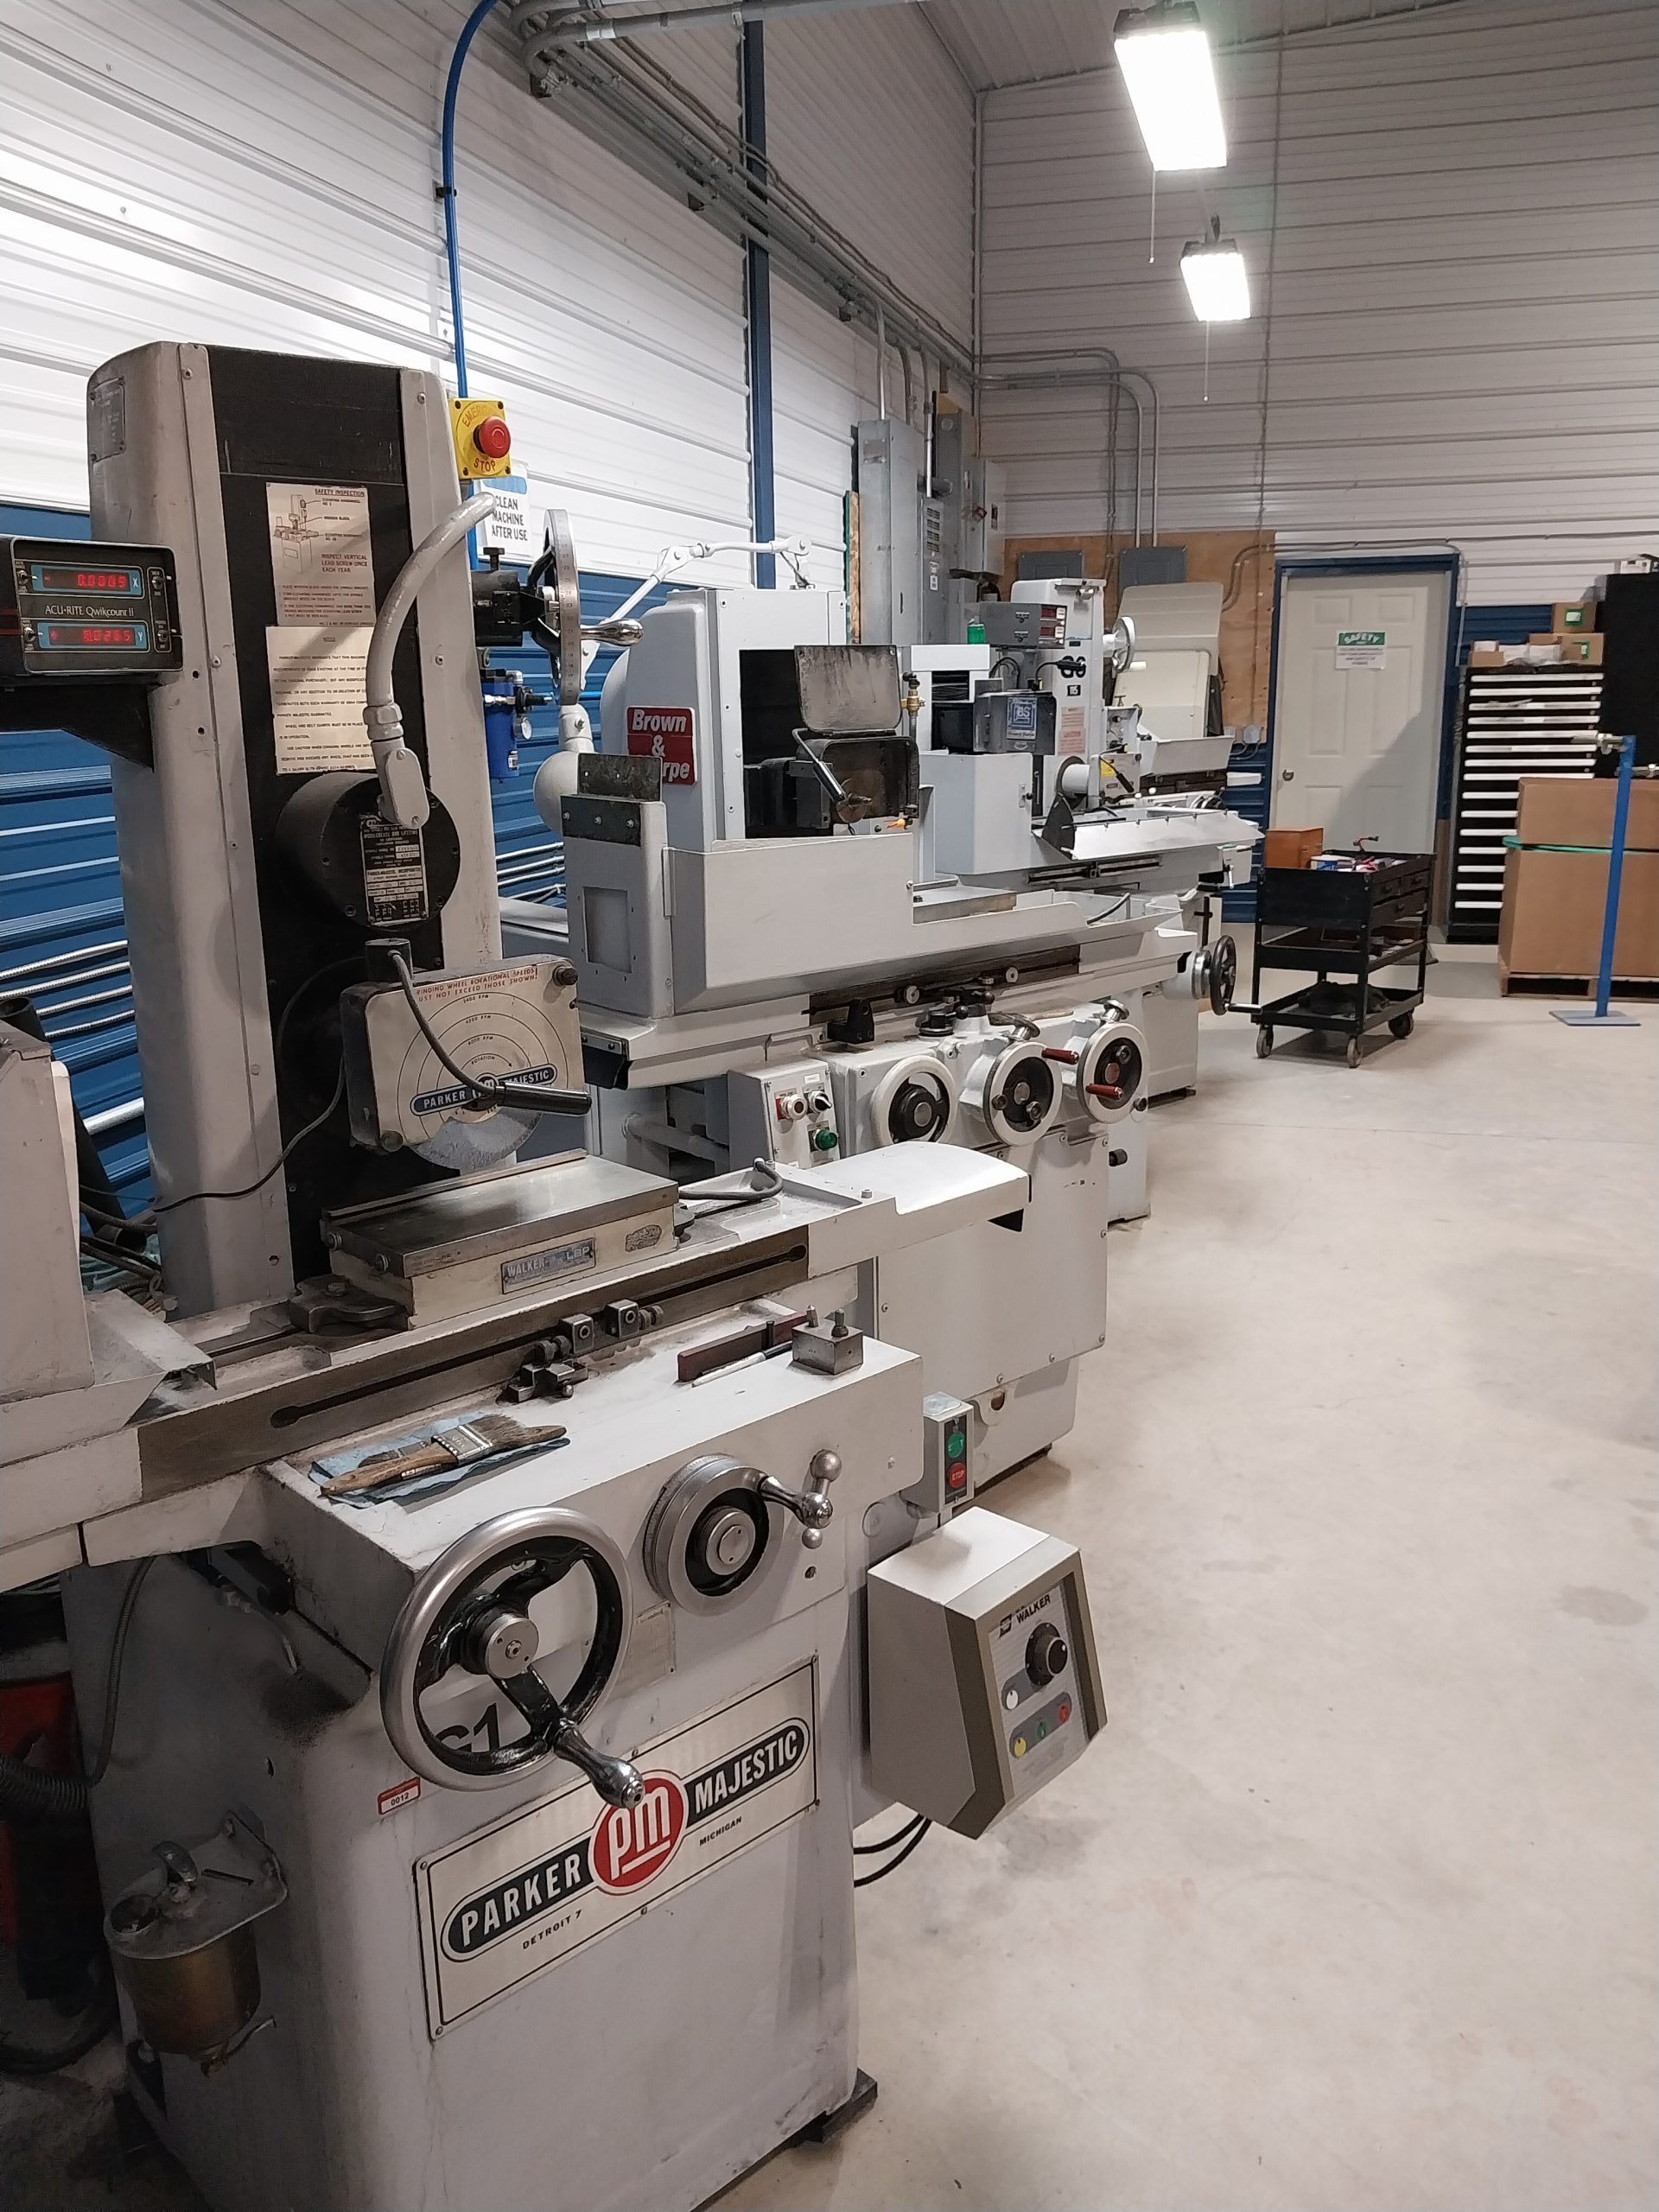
[1249,851,1431,1066]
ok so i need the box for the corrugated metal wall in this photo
[1,0,975,590]
[979,0,1659,601]
[0,0,753,580]
[766,5,976,341]
[763,6,975,579]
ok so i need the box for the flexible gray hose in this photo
[363,493,500,829]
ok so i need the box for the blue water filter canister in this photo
[480,675,519,779]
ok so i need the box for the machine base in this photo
[788,2067,879,2148]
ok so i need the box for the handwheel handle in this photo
[497,1666,645,1808]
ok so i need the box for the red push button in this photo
[946,1459,967,1490]
[473,416,512,460]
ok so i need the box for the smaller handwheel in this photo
[1255,1026,1274,1058]
[1389,1012,1414,1039]
[1346,1036,1363,1068]
[1205,935,1239,1016]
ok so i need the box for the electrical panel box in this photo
[866,1508,1105,1836]
[855,417,925,647]
[725,1059,842,1169]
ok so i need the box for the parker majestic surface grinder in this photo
[0,344,1105,2212]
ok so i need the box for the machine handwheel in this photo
[1255,1027,1274,1058]
[1389,1012,1414,1039]
[1207,935,1238,1016]
[381,1508,640,1801]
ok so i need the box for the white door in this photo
[1269,570,1451,850]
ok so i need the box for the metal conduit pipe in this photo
[513,0,921,66]
[901,345,914,430]
[978,353,1161,545]
[875,302,887,421]
[518,35,971,377]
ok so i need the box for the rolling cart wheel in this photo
[1389,1012,1414,1039]
[1346,1036,1363,1069]
[1255,1027,1274,1059]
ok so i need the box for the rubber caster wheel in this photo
[1389,1012,1414,1039]
[1345,1037,1363,1068]
[1255,1027,1274,1058]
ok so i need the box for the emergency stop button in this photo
[450,394,513,479]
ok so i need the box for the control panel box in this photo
[866,1508,1104,1836]
[726,1059,842,1170]
[969,601,1066,651]
[0,537,181,677]
[902,1391,978,1517]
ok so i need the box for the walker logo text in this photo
[439,1715,811,1961]
[626,703,696,785]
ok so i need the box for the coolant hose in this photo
[0,1745,87,1825]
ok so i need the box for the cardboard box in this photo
[1529,631,1604,665]
[1469,647,1508,669]
[1514,776,1659,852]
[1551,601,1595,634]
[1262,827,1323,868]
[1498,846,1659,983]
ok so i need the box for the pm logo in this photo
[589,1773,688,1893]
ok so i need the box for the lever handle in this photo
[1042,1046,1079,1065]
[495,1643,644,1808]
[550,1717,645,1809]
[757,1448,841,1552]
[153,1841,200,1891]
[1086,1082,1124,1102]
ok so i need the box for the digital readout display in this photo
[40,623,149,650]
[28,564,144,595]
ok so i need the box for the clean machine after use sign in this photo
[416,1666,818,2031]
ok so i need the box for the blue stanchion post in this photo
[1552,734,1641,1029]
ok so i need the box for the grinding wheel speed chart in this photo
[400,988,572,1172]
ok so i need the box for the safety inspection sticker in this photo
[416,1662,818,2033]
[1335,629,1387,670]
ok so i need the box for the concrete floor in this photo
[5,950,1656,2211]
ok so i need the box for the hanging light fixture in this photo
[1113,2,1227,172]
[1181,217,1250,320]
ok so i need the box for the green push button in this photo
[811,1128,839,1152]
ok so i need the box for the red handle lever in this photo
[1087,1083,1124,1102]
[1042,1047,1079,1065]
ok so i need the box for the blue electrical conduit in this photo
[441,0,505,401]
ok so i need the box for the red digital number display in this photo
[32,564,143,594]
[41,624,139,648]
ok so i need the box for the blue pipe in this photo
[741,22,777,589]
[442,0,505,400]
[1593,734,1637,1019]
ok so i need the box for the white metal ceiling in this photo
[922,0,1484,92]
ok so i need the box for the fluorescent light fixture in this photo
[1113,3,1227,171]
[1180,226,1250,321]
